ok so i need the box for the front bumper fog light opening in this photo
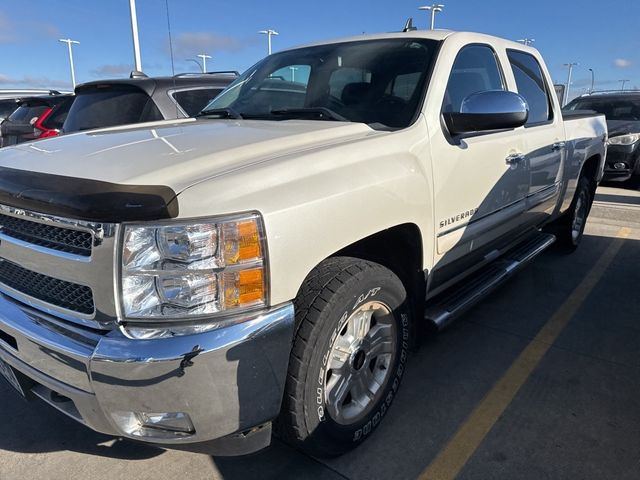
[111,411,195,438]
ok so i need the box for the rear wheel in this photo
[277,257,411,457]
[554,175,593,251]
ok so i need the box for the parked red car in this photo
[0,93,74,147]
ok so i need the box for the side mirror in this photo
[443,90,529,135]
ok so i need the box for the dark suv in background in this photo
[63,71,237,133]
[565,91,640,183]
[0,93,74,147]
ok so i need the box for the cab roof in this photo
[282,30,538,54]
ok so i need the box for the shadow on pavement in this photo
[211,438,346,480]
[0,382,163,460]
[600,180,639,192]
[595,192,640,205]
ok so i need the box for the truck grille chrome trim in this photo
[0,203,118,330]
[0,259,95,315]
[0,211,93,256]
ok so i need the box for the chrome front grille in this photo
[0,212,93,256]
[0,204,118,329]
[0,259,95,314]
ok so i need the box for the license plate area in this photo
[0,357,34,398]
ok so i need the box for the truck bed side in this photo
[559,111,607,213]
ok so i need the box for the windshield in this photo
[202,38,438,130]
[566,97,640,121]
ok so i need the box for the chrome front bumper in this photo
[0,295,295,454]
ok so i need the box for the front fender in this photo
[175,120,434,305]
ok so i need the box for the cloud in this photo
[0,73,71,90]
[38,22,62,40]
[169,32,247,57]
[91,63,133,78]
[0,12,60,43]
[614,58,632,68]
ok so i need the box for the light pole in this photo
[620,79,630,91]
[418,4,444,30]
[58,38,80,89]
[197,54,212,73]
[563,62,578,106]
[518,38,535,46]
[259,29,279,55]
[129,0,143,72]
[588,68,594,93]
[289,66,299,82]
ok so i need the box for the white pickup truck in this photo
[0,30,606,457]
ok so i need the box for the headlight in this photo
[608,133,640,146]
[121,213,267,319]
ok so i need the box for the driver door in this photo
[430,44,530,278]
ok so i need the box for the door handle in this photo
[551,142,566,151]
[505,153,526,166]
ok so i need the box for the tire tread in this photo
[276,257,388,450]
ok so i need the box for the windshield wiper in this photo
[196,108,243,119]
[269,107,349,122]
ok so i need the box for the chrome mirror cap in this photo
[444,90,529,135]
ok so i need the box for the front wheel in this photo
[277,257,411,457]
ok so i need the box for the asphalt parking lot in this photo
[1,183,639,480]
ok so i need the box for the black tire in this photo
[277,257,411,457]
[553,175,593,252]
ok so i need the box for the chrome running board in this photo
[425,232,556,330]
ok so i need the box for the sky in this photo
[0,0,638,100]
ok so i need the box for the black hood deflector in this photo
[0,167,178,222]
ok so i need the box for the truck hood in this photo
[0,118,379,193]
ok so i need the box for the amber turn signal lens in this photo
[237,220,262,261]
[238,268,264,304]
[223,268,265,308]
[223,219,262,265]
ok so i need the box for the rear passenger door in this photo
[506,49,564,218]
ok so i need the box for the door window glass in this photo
[443,45,504,113]
[172,88,224,116]
[507,50,552,124]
